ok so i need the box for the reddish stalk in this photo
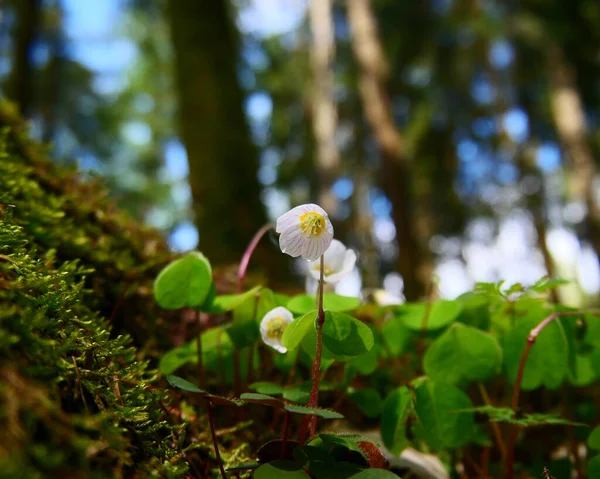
[506,311,582,479]
[307,255,325,437]
[233,224,273,398]
[196,310,205,389]
[237,223,274,292]
[206,399,227,479]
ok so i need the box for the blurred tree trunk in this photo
[309,0,339,214]
[7,0,42,116]
[347,0,427,300]
[547,44,600,259]
[167,0,269,267]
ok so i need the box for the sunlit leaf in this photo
[208,285,262,313]
[424,323,502,385]
[282,310,318,351]
[154,252,212,309]
[397,300,463,331]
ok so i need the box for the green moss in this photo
[0,102,192,477]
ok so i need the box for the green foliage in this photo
[348,388,383,418]
[287,293,362,315]
[380,386,413,455]
[396,300,463,331]
[412,378,475,450]
[504,315,570,390]
[153,251,212,309]
[424,323,502,385]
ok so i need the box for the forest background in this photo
[3,0,600,305]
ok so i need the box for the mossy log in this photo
[0,101,197,477]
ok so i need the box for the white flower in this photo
[308,239,357,284]
[260,306,294,353]
[370,289,404,306]
[276,203,334,261]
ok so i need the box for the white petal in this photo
[323,250,357,284]
[299,203,328,217]
[323,239,347,270]
[301,235,332,261]
[279,226,305,257]
[276,208,301,233]
[260,307,294,354]
[260,306,294,326]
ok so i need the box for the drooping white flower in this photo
[308,239,357,284]
[260,306,294,353]
[276,203,334,261]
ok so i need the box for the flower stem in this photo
[206,399,227,479]
[506,310,582,479]
[308,255,325,437]
[237,223,274,293]
[196,309,205,390]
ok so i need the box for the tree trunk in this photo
[7,0,42,116]
[167,0,268,266]
[547,43,600,259]
[347,0,427,300]
[309,0,339,214]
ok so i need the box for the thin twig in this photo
[206,399,227,479]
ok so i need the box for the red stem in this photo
[206,399,227,479]
[233,224,272,402]
[307,255,325,437]
[237,223,273,292]
[196,310,205,389]
[506,310,582,479]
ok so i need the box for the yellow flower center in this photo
[299,212,326,237]
[265,317,288,340]
[314,264,335,276]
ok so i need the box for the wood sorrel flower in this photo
[260,306,294,353]
[276,204,334,261]
[308,239,356,284]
